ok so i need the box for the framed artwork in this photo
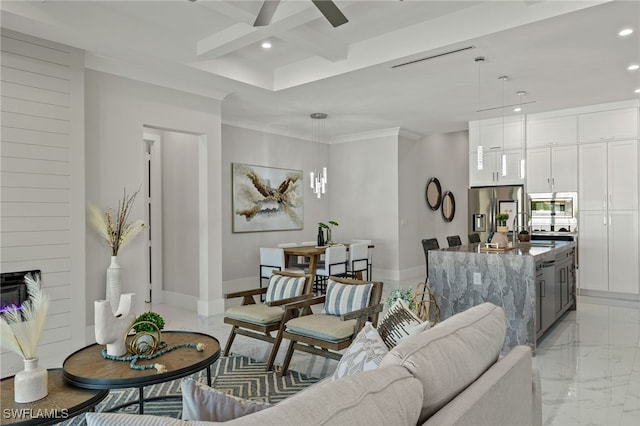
[232,163,303,233]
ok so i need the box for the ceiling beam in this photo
[279,26,348,62]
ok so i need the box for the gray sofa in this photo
[86,302,542,426]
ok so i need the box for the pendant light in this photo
[309,113,328,198]
[516,90,526,179]
[498,75,508,177]
[475,56,485,171]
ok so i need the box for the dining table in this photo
[282,243,374,282]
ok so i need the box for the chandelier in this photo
[309,113,328,198]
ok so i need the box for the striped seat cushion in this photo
[322,280,373,316]
[264,274,306,303]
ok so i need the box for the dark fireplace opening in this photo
[0,270,40,313]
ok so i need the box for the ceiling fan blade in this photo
[311,0,348,27]
[254,0,281,27]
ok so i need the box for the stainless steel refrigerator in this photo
[468,185,525,244]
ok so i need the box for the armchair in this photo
[223,270,313,371]
[278,276,383,375]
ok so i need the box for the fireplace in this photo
[0,270,40,313]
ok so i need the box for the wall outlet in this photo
[473,272,482,285]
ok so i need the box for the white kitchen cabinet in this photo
[578,107,638,143]
[469,117,524,151]
[578,211,608,292]
[579,142,608,210]
[470,149,523,187]
[526,115,577,148]
[608,210,639,294]
[578,138,639,295]
[608,140,638,210]
[527,145,577,193]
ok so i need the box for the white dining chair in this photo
[312,245,347,294]
[259,247,302,296]
[352,239,373,279]
[347,242,369,280]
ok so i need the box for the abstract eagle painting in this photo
[232,163,303,232]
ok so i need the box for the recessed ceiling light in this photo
[514,107,522,112]
[619,28,634,37]
[628,64,640,71]
[261,41,272,49]
[635,88,640,94]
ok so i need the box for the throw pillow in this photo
[264,274,306,303]
[322,280,373,316]
[181,378,272,422]
[332,322,389,380]
[377,298,430,349]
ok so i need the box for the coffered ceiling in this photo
[2,1,639,140]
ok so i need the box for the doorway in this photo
[143,128,200,308]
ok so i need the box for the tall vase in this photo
[106,255,122,314]
[14,358,48,403]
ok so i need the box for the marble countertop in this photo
[441,239,575,259]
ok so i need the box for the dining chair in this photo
[351,239,373,279]
[312,245,347,294]
[278,276,384,375]
[223,270,314,371]
[468,233,481,244]
[346,242,369,280]
[447,235,462,247]
[259,248,302,299]
[421,238,440,280]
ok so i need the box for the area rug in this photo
[58,355,319,425]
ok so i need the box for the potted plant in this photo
[517,229,531,242]
[495,213,509,233]
[318,220,339,245]
[132,311,165,334]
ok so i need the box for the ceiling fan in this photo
[254,0,348,27]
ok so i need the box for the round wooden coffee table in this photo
[62,331,220,414]
[1,368,108,425]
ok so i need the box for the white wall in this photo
[85,70,224,318]
[329,130,401,279]
[419,131,470,266]
[0,30,85,376]
[221,125,329,292]
[161,131,199,298]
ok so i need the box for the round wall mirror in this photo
[425,178,442,211]
[441,191,456,222]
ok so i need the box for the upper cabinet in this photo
[578,107,638,143]
[526,115,577,147]
[527,145,578,193]
[469,116,524,152]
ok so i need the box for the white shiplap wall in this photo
[1,29,85,376]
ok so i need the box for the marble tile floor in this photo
[150,293,639,426]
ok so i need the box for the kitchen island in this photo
[428,240,576,353]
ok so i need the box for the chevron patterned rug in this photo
[58,355,319,425]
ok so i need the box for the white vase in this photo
[14,358,48,403]
[95,294,135,356]
[106,255,122,314]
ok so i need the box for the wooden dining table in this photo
[282,243,373,281]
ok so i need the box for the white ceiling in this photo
[2,0,639,141]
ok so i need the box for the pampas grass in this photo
[88,187,146,256]
[0,273,48,360]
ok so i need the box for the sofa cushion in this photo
[332,322,388,380]
[322,280,373,316]
[379,302,506,424]
[265,274,306,303]
[226,365,423,426]
[377,298,431,349]
[181,378,272,421]
[285,314,356,342]
[225,304,283,325]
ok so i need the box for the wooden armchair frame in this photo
[223,270,313,371]
[279,276,384,375]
